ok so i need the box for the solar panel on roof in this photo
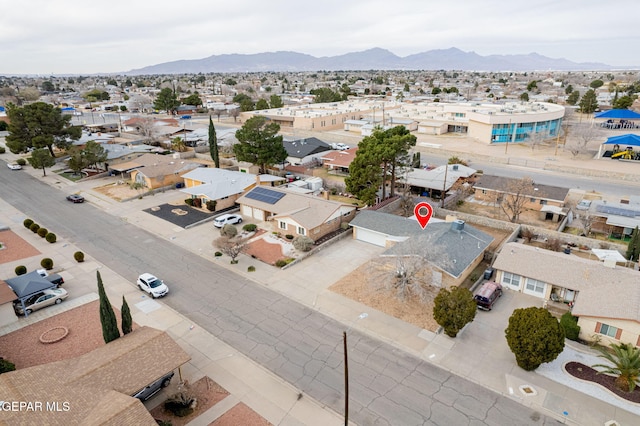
[245,186,286,204]
[596,204,640,218]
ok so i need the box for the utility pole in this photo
[343,331,349,426]
[441,164,449,208]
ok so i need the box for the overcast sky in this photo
[2,0,638,75]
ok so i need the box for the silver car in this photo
[14,288,69,315]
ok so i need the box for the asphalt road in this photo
[0,166,560,425]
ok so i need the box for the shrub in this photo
[16,158,26,166]
[520,228,535,242]
[214,251,223,257]
[247,266,256,272]
[0,358,16,374]
[74,251,85,262]
[23,218,33,229]
[30,223,40,233]
[275,259,287,268]
[242,223,257,232]
[293,235,314,252]
[164,391,196,417]
[40,258,54,270]
[45,233,57,243]
[340,222,350,230]
[206,200,217,211]
[220,224,238,237]
[285,234,294,240]
[37,227,48,238]
[14,265,27,276]
[0,146,5,154]
[184,198,194,206]
[560,312,581,341]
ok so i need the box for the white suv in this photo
[137,273,169,298]
[213,214,243,228]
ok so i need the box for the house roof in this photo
[237,186,356,229]
[0,280,17,305]
[283,137,332,159]
[321,147,358,168]
[131,155,201,179]
[473,174,570,203]
[351,210,494,278]
[180,168,258,199]
[5,271,56,299]
[403,164,476,191]
[0,326,190,425]
[493,242,640,321]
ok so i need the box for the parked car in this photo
[137,273,169,298]
[473,281,503,311]
[66,194,85,203]
[213,214,243,228]
[7,163,22,170]
[14,288,69,315]
[132,371,175,401]
[332,143,349,151]
[45,273,65,287]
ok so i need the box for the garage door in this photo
[355,228,387,247]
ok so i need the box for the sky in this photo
[2,0,639,75]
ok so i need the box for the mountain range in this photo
[124,47,615,75]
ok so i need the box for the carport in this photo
[5,271,57,317]
[597,133,640,160]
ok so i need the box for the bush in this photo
[37,227,48,238]
[16,158,26,166]
[293,235,314,252]
[184,198,194,206]
[285,234,294,240]
[74,251,85,262]
[206,200,217,211]
[0,146,5,154]
[247,266,256,272]
[14,265,27,276]
[340,222,350,230]
[29,223,40,233]
[40,258,54,270]
[214,251,223,257]
[242,223,257,232]
[23,218,33,229]
[220,224,238,237]
[0,358,16,374]
[560,312,581,341]
[275,259,287,268]
[164,391,196,417]
[45,233,57,243]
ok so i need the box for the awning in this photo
[595,109,640,119]
[605,215,640,229]
[591,249,627,263]
[110,161,142,173]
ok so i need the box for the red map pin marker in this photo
[414,202,433,230]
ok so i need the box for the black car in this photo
[66,194,85,203]
[133,371,175,401]
[45,274,65,287]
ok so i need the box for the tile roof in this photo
[321,147,358,168]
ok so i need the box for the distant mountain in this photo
[124,47,613,75]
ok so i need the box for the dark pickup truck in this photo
[45,274,65,287]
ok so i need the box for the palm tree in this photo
[592,343,640,392]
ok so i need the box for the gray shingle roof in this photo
[474,175,569,203]
[283,137,331,158]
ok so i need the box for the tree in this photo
[613,95,635,110]
[97,271,120,344]
[181,93,202,107]
[505,307,565,371]
[229,107,240,122]
[345,137,382,206]
[215,236,248,263]
[28,148,56,176]
[154,87,180,114]
[255,98,269,110]
[135,117,160,145]
[171,137,186,152]
[520,92,529,102]
[213,108,224,122]
[590,79,604,89]
[83,140,108,170]
[626,226,640,261]
[67,147,87,176]
[209,115,220,168]
[592,343,640,392]
[578,89,599,114]
[571,124,601,153]
[121,296,132,335]
[433,286,477,338]
[6,102,81,156]
[497,177,537,222]
[526,81,538,91]
[233,93,254,111]
[566,90,580,106]
[310,87,343,103]
[234,116,286,173]
[269,94,283,108]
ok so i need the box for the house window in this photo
[525,278,545,294]
[598,323,619,338]
[481,189,487,194]
[297,226,306,236]
[539,200,547,205]
[502,272,521,287]
[279,221,287,230]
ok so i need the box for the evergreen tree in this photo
[626,226,640,261]
[121,295,133,335]
[433,286,477,338]
[97,271,120,343]
[234,116,286,173]
[578,89,599,114]
[27,148,56,176]
[208,115,219,168]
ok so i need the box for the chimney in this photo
[322,190,330,200]
[255,174,261,186]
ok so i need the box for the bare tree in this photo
[524,132,548,151]
[129,94,151,113]
[498,177,537,223]
[213,109,224,122]
[135,117,160,145]
[229,108,240,123]
[571,124,603,153]
[214,236,248,264]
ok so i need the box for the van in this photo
[473,281,503,311]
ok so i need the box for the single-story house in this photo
[111,153,201,190]
[283,137,332,165]
[350,210,494,288]
[491,242,640,346]
[0,326,190,425]
[473,175,570,222]
[321,147,358,175]
[236,186,357,241]
[401,164,477,199]
[585,198,640,239]
[180,168,283,211]
[0,280,18,327]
